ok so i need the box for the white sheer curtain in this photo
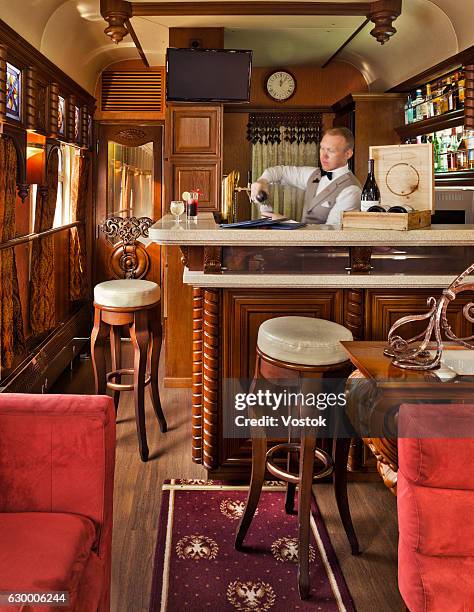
[251,126,318,220]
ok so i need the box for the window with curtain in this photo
[247,112,322,220]
[53,144,76,228]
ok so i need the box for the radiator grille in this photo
[101,70,165,112]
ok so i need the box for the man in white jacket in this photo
[250,127,361,225]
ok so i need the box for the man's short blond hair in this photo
[322,127,354,151]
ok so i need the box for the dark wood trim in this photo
[224,105,333,114]
[435,170,474,188]
[388,45,474,93]
[395,108,464,140]
[131,2,371,16]
[0,221,82,252]
[0,19,95,107]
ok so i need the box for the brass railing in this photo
[0,221,82,252]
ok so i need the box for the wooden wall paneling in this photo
[169,106,222,156]
[48,83,59,139]
[24,66,37,131]
[66,95,75,143]
[250,62,368,108]
[172,161,220,211]
[163,246,193,387]
[223,112,251,220]
[365,289,474,340]
[168,27,224,49]
[333,94,405,184]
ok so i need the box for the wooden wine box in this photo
[342,143,434,230]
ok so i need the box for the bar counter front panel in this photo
[150,214,474,478]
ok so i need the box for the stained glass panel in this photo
[6,63,21,120]
[74,106,80,142]
[58,96,66,136]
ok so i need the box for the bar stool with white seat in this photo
[91,216,167,462]
[235,316,359,599]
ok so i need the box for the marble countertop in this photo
[149,213,474,247]
[183,269,474,289]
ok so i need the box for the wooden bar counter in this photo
[150,213,474,478]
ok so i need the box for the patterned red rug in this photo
[149,480,355,611]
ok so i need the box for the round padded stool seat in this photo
[94,279,161,309]
[257,316,353,366]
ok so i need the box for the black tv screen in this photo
[166,48,252,102]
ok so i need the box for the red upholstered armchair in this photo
[0,394,116,612]
[397,403,474,612]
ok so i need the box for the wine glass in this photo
[170,200,185,223]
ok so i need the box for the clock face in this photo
[265,71,296,101]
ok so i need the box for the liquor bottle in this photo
[447,127,459,171]
[438,130,449,173]
[432,132,441,173]
[457,131,468,170]
[360,159,381,212]
[452,72,460,110]
[439,79,450,115]
[406,95,414,124]
[447,76,454,111]
[414,89,424,122]
[404,97,410,125]
[459,71,465,105]
[425,84,434,118]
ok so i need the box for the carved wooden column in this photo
[0,44,6,120]
[344,289,365,340]
[202,288,220,470]
[192,287,203,464]
[48,82,59,139]
[464,64,474,131]
[24,66,37,131]
[67,94,76,143]
[81,107,89,148]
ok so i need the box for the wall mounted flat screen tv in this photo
[166,48,252,102]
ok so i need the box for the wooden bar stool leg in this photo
[130,310,150,462]
[333,437,360,555]
[298,432,317,600]
[110,325,122,414]
[149,309,167,433]
[235,435,266,550]
[91,308,108,395]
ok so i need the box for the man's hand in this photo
[250,179,269,203]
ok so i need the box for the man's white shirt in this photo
[258,164,361,225]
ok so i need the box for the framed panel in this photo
[173,161,220,211]
[170,106,222,156]
[58,95,66,137]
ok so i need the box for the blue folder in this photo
[220,218,306,230]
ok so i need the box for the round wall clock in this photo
[265,70,296,102]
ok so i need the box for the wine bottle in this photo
[360,159,381,212]
[414,89,424,122]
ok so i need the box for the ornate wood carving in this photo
[368,0,402,44]
[24,66,37,131]
[81,107,88,148]
[108,127,151,147]
[48,82,59,139]
[36,81,47,134]
[101,0,132,43]
[464,64,474,131]
[101,216,153,278]
[344,289,365,340]
[67,94,76,143]
[0,44,6,120]
[179,246,189,268]
[192,287,204,463]
[204,246,222,273]
[202,288,220,469]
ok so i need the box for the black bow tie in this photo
[321,170,333,180]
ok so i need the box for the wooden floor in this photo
[53,342,403,612]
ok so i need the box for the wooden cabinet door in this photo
[172,161,220,211]
[169,106,222,156]
[365,289,474,340]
